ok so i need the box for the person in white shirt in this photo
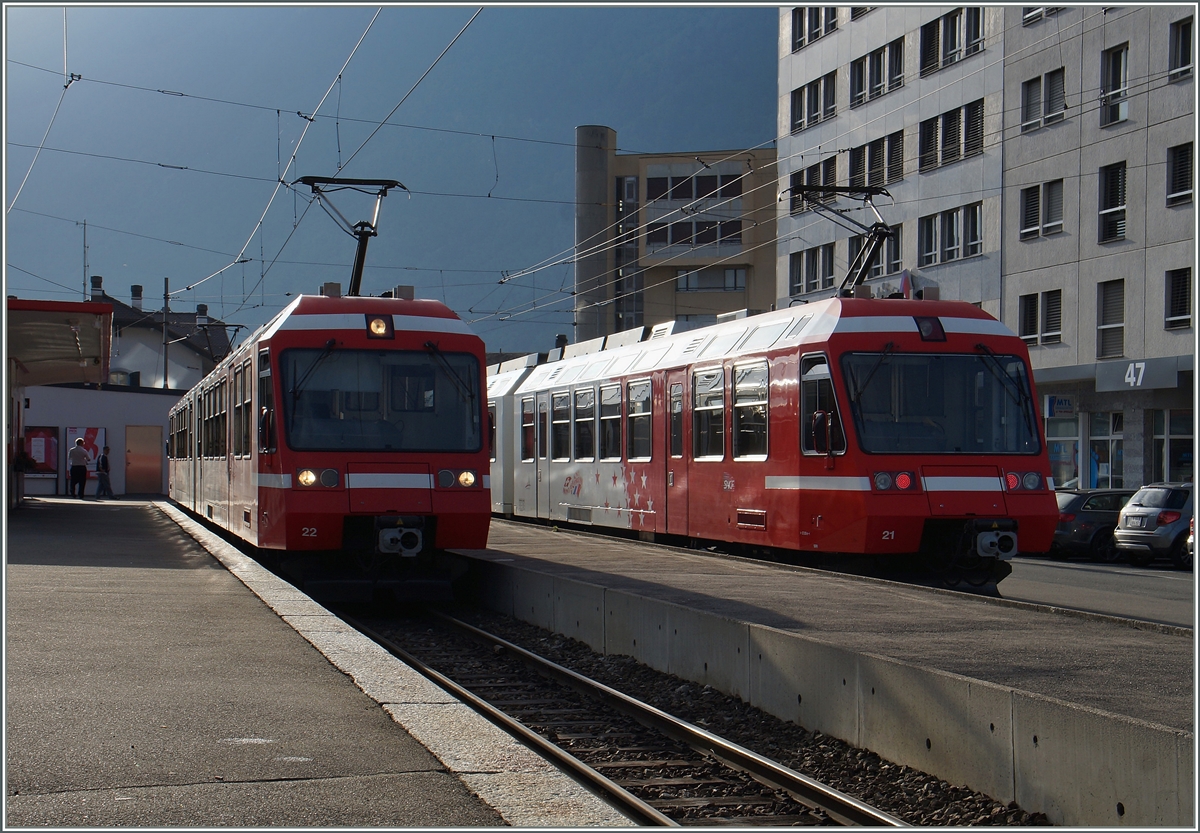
[67,438,90,498]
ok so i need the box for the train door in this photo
[666,370,689,536]
[536,391,551,518]
[514,395,537,517]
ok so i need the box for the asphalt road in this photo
[1001,556,1196,628]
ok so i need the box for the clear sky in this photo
[5,4,779,354]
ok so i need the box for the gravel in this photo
[459,606,1051,827]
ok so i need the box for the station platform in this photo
[467,519,1194,734]
[5,498,629,828]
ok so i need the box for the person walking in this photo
[67,438,90,498]
[95,445,114,498]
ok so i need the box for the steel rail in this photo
[343,614,678,827]
[434,612,908,828]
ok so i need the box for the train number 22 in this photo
[302,527,318,537]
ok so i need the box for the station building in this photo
[573,125,777,343]
[776,5,1194,490]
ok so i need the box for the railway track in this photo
[346,608,904,827]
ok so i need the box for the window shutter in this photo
[1043,180,1064,233]
[1045,68,1066,121]
[919,118,939,170]
[1166,268,1192,328]
[941,108,961,164]
[1020,186,1041,238]
[1169,143,1193,205]
[850,147,866,188]
[887,131,904,181]
[1042,290,1062,343]
[1022,78,1042,130]
[868,139,885,186]
[1098,280,1125,357]
[964,100,985,156]
[920,20,940,75]
[1019,294,1039,341]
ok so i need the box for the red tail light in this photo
[1059,512,1076,523]
[1005,472,1021,491]
[1157,510,1182,525]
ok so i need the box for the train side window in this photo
[551,392,571,460]
[627,380,652,460]
[733,361,768,459]
[258,350,276,452]
[488,404,497,462]
[538,400,548,459]
[520,398,536,461]
[599,385,622,460]
[801,355,846,454]
[574,388,595,461]
[669,383,684,458]
[232,366,243,457]
[692,368,725,460]
[240,359,253,456]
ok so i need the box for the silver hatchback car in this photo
[1114,482,1194,569]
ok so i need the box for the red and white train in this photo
[168,292,491,589]
[488,295,1058,586]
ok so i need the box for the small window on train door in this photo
[488,404,497,462]
[669,383,684,458]
[574,388,595,461]
[800,354,846,454]
[599,385,622,460]
[520,397,536,461]
[551,392,571,460]
[538,399,549,459]
[692,368,725,460]
[258,350,276,452]
[627,380,652,460]
[733,361,768,459]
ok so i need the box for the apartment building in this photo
[777,6,1194,489]
[574,125,777,343]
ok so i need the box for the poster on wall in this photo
[23,426,59,478]
[66,427,105,479]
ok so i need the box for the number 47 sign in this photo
[1095,357,1178,392]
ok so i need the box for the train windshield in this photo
[279,348,481,452]
[841,351,1040,455]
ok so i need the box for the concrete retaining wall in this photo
[464,558,1194,827]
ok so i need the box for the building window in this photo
[791,243,835,294]
[646,223,668,248]
[1021,68,1066,132]
[647,177,668,201]
[1153,409,1194,483]
[670,221,693,246]
[1097,279,1124,358]
[1167,143,1193,206]
[919,100,984,171]
[732,361,769,459]
[791,71,837,133]
[1089,412,1124,488]
[1100,44,1128,126]
[724,268,747,291]
[719,220,742,245]
[1166,268,1192,329]
[920,7,983,76]
[789,159,836,214]
[918,203,982,266]
[1098,162,1127,243]
[692,368,725,460]
[1019,289,1062,345]
[1170,16,1193,81]
[851,7,872,20]
[1020,179,1064,239]
[848,225,902,279]
[851,38,904,106]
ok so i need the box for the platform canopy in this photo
[6,298,113,387]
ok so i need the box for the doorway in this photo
[126,425,164,494]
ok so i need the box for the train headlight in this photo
[457,470,477,488]
[298,469,318,487]
[365,314,395,339]
[1022,472,1042,491]
[296,468,338,487]
[873,472,893,491]
[437,469,478,488]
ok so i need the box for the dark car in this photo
[1051,489,1136,562]
[1114,482,1194,569]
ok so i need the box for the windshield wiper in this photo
[975,343,1034,436]
[424,340,476,404]
[291,339,337,405]
[849,341,895,404]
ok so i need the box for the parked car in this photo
[1051,489,1136,562]
[1114,482,1194,569]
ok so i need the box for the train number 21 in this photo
[882,530,895,540]
[302,527,318,537]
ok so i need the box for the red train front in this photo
[169,294,490,590]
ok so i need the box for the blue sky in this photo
[5,4,778,353]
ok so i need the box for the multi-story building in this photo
[777,6,1194,490]
[574,125,777,343]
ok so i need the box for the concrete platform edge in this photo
[464,556,1195,828]
[154,501,632,828]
